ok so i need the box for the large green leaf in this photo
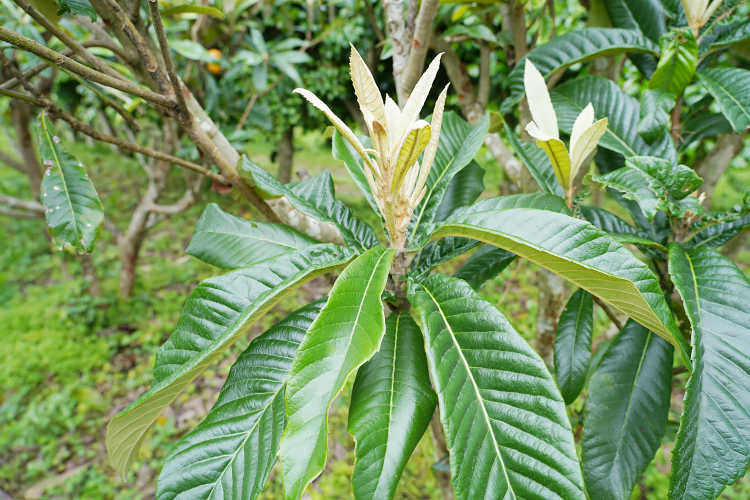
[56,0,96,20]
[709,19,750,50]
[678,113,732,151]
[602,0,666,43]
[668,244,750,500]
[551,77,678,164]
[453,245,516,290]
[648,28,698,96]
[411,194,570,273]
[280,246,394,500]
[589,156,703,221]
[408,112,489,241]
[504,124,565,198]
[432,160,485,222]
[582,319,673,500]
[638,89,676,144]
[38,111,104,254]
[408,273,585,500]
[106,245,355,478]
[156,299,325,500]
[579,205,665,258]
[696,68,750,132]
[685,214,750,248]
[500,28,658,113]
[554,288,594,405]
[600,0,665,76]
[427,208,689,361]
[187,203,318,269]
[241,157,379,252]
[348,312,437,500]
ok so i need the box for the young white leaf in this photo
[527,121,571,189]
[294,88,378,175]
[384,94,401,151]
[570,103,595,155]
[349,44,386,126]
[524,60,559,140]
[398,53,443,139]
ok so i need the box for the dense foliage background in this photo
[1,0,749,497]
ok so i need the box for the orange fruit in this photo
[206,48,222,75]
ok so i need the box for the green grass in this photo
[1,126,749,499]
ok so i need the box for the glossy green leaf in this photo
[668,244,750,500]
[554,289,594,405]
[600,0,665,75]
[280,246,394,500]
[106,245,355,478]
[696,68,750,132]
[348,312,437,500]
[501,28,658,113]
[56,0,96,20]
[408,273,585,500]
[170,40,219,62]
[409,112,489,241]
[649,28,698,96]
[678,113,732,151]
[504,123,565,198]
[427,208,689,359]
[38,111,104,254]
[590,156,703,221]
[241,157,379,252]
[160,4,225,18]
[582,319,673,500]
[331,131,380,216]
[433,160,485,222]
[411,193,570,273]
[686,214,750,248]
[453,245,516,290]
[709,19,750,50]
[551,77,677,164]
[156,299,325,500]
[638,89,676,144]
[579,204,666,258]
[187,203,318,269]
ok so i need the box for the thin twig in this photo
[0,27,176,109]
[592,295,624,330]
[147,0,190,119]
[0,207,44,219]
[0,150,25,172]
[12,0,128,82]
[101,0,172,95]
[0,194,45,213]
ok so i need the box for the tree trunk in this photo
[78,253,103,297]
[694,132,747,208]
[11,100,43,199]
[277,125,294,184]
[533,270,566,367]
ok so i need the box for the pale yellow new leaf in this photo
[524,60,559,140]
[391,120,431,195]
[527,122,571,188]
[384,95,402,152]
[570,103,595,156]
[349,44,386,125]
[570,117,608,184]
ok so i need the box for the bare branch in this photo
[100,0,172,95]
[0,207,44,219]
[593,295,624,330]
[0,194,45,213]
[12,0,128,82]
[400,0,439,98]
[382,0,409,106]
[0,27,176,109]
[364,0,385,42]
[477,41,490,109]
[147,0,190,119]
[0,150,25,173]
